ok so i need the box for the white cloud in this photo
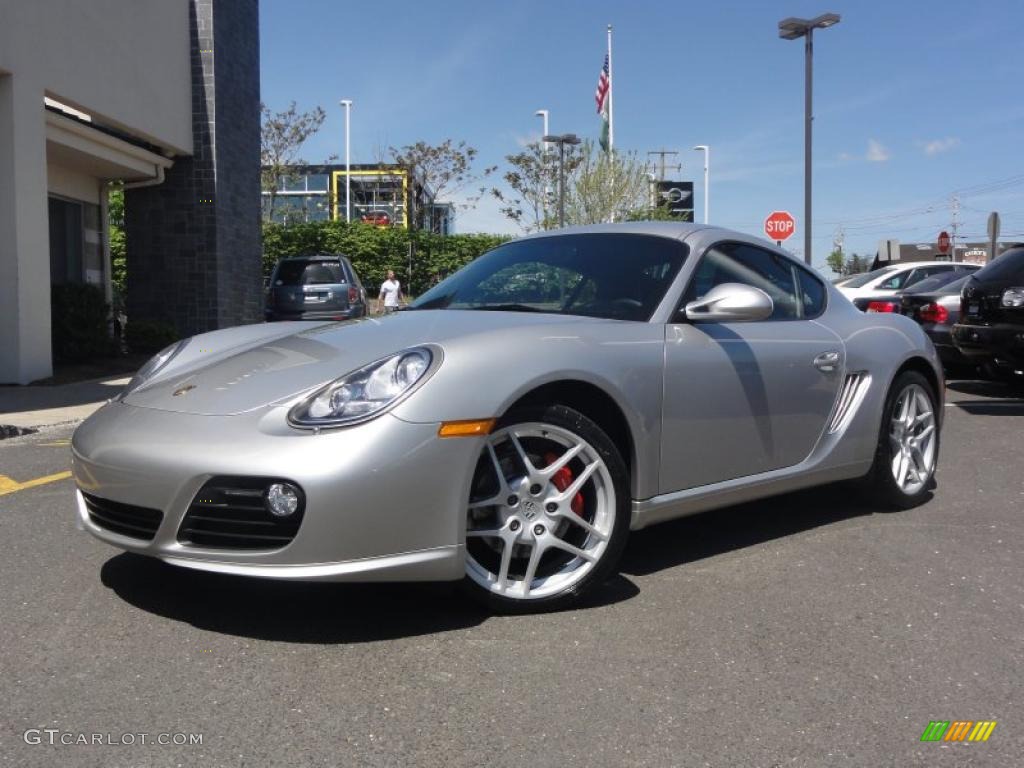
[866,139,890,163]
[920,137,961,156]
[510,131,542,149]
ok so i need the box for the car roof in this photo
[516,222,833,279]
[280,253,351,262]
[887,260,970,270]
[517,221,710,242]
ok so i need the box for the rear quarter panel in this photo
[817,284,944,465]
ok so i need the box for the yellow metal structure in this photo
[331,169,410,228]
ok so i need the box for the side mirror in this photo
[684,282,774,322]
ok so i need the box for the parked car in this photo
[265,254,367,322]
[838,261,979,302]
[360,211,391,227]
[952,246,1024,383]
[72,223,943,613]
[899,274,974,374]
[849,270,970,314]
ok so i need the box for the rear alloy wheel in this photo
[462,404,630,613]
[863,371,939,509]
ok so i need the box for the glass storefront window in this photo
[306,174,329,191]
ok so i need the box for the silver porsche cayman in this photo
[73,223,943,612]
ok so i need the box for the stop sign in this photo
[764,211,796,242]
[937,230,951,254]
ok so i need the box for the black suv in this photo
[952,246,1024,381]
[265,254,367,322]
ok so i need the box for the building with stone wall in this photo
[0,0,261,384]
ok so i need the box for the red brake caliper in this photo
[544,452,585,516]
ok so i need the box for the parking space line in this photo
[0,471,73,496]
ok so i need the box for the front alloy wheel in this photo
[462,404,630,613]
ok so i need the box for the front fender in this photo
[391,321,666,498]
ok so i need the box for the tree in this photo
[846,252,869,274]
[389,139,496,224]
[108,185,126,299]
[261,102,328,221]
[826,247,845,276]
[491,141,582,232]
[564,141,653,225]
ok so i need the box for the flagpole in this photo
[606,24,614,151]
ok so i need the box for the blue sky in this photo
[260,0,1023,271]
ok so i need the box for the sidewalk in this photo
[0,376,129,429]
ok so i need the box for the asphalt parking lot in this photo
[1,380,1022,768]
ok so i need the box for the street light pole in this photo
[535,109,549,149]
[693,145,709,224]
[543,133,581,228]
[778,13,841,265]
[804,30,812,266]
[558,141,566,227]
[535,109,550,221]
[339,99,353,222]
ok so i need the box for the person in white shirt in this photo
[377,270,404,314]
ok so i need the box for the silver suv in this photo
[265,254,367,322]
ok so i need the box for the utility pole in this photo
[833,225,845,273]
[833,226,845,254]
[647,149,681,217]
[646,149,681,181]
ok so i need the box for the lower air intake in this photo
[178,477,305,551]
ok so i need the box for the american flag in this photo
[595,54,610,115]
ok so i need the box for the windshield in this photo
[275,260,345,286]
[410,233,689,321]
[905,272,969,294]
[841,266,897,288]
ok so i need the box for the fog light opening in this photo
[266,483,300,517]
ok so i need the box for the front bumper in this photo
[951,322,1024,368]
[71,402,482,581]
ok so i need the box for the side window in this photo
[796,265,826,318]
[905,266,947,288]
[879,271,909,290]
[683,242,800,320]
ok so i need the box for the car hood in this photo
[122,311,606,416]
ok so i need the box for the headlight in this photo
[288,347,434,428]
[120,339,188,399]
[1002,287,1024,308]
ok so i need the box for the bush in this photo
[125,319,179,354]
[50,283,118,363]
[262,220,508,296]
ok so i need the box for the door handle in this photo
[813,351,841,373]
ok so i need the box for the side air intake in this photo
[827,373,870,434]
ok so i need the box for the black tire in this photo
[861,370,940,510]
[460,404,631,614]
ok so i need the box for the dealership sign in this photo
[656,181,694,220]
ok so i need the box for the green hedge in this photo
[125,319,179,354]
[262,221,508,296]
[50,283,118,363]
